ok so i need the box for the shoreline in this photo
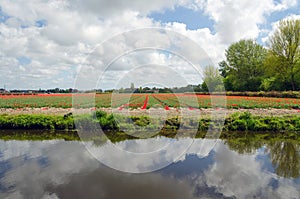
[0,129,299,142]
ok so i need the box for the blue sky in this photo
[149,7,215,31]
[0,0,299,89]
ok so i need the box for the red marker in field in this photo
[165,105,170,110]
[141,95,149,110]
[118,103,129,110]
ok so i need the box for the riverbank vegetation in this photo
[0,111,299,133]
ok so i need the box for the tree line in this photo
[203,19,300,92]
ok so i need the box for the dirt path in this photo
[1,107,299,117]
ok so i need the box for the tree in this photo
[267,19,300,90]
[202,65,224,92]
[130,83,135,90]
[259,77,276,91]
[218,60,230,78]
[222,39,267,91]
[119,87,124,93]
[218,60,234,91]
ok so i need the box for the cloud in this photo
[199,0,275,44]
[0,0,298,89]
[71,0,193,17]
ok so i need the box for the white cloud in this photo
[200,0,274,44]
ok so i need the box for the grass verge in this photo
[0,111,299,133]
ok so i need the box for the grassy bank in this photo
[0,111,299,133]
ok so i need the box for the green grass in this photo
[0,111,299,133]
[0,114,74,130]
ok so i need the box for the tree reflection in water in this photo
[268,141,300,178]
[226,136,300,178]
[225,137,264,154]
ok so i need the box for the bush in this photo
[195,91,300,98]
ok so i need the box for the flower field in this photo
[0,93,300,109]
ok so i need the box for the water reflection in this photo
[226,137,300,179]
[225,137,264,154]
[0,137,299,199]
[268,141,300,178]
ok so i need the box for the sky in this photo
[0,0,300,90]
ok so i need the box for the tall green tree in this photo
[266,19,300,90]
[218,60,234,91]
[202,65,224,92]
[221,39,267,91]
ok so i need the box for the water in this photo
[0,137,299,199]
